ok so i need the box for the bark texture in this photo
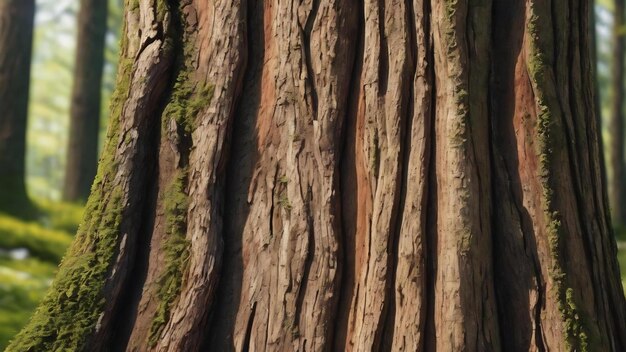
[0,0,35,217]
[63,0,109,202]
[9,0,626,351]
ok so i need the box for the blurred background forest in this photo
[0,0,626,349]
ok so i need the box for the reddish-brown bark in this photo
[9,0,626,351]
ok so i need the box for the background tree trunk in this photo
[9,0,626,351]
[63,0,108,202]
[0,0,36,217]
[611,0,626,226]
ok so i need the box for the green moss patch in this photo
[147,1,214,342]
[148,172,190,346]
[526,4,589,351]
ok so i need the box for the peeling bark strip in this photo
[9,0,626,351]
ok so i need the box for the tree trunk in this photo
[0,0,35,217]
[63,0,108,202]
[9,0,626,351]
[612,0,626,226]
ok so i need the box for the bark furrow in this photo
[9,0,626,351]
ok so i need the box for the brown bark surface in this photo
[9,0,626,351]
[0,0,35,217]
[63,0,109,202]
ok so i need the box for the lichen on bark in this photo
[526,2,590,350]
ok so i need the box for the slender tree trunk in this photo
[9,0,626,351]
[612,0,626,226]
[591,1,610,210]
[0,0,36,217]
[63,0,108,202]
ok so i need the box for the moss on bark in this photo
[148,171,190,346]
[146,0,214,344]
[526,3,589,350]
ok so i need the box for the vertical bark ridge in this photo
[222,1,310,351]
[6,0,175,350]
[565,0,616,346]
[558,0,626,348]
[524,1,612,349]
[212,0,356,350]
[335,0,365,347]
[385,0,432,351]
[549,5,602,337]
[337,0,412,350]
[207,0,263,349]
[153,0,248,350]
[430,0,499,350]
[490,1,546,350]
[124,1,197,349]
[465,1,499,346]
[292,1,358,350]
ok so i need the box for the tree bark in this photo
[9,0,626,351]
[0,0,36,217]
[63,0,109,202]
[611,0,626,226]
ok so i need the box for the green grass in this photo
[36,200,84,234]
[0,215,73,263]
[0,199,81,350]
[0,200,81,264]
[0,259,55,346]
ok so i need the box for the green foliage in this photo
[36,200,84,234]
[0,264,53,350]
[0,200,79,350]
[0,215,72,263]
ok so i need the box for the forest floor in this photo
[0,205,625,349]
[0,201,82,349]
